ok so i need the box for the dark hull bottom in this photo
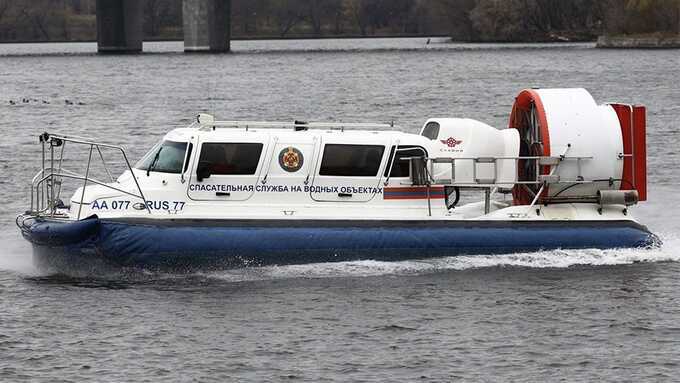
[20,217,659,273]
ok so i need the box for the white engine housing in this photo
[510,88,626,201]
[420,88,643,205]
[422,118,519,187]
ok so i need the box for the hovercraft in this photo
[17,88,659,272]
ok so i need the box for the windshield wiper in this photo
[147,147,163,176]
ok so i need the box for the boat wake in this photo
[200,234,678,282]
[0,235,37,276]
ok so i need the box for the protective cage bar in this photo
[424,155,595,188]
[406,153,624,215]
[29,133,151,219]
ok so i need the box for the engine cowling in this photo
[509,88,647,205]
[422,118,519,187]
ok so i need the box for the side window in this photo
[422,122,440,140]
[384,146,428,177]
[198,143,263,175]
[319,144,385,177]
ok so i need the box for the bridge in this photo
[96,0,230,53]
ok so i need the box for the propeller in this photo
[519,102,544,195]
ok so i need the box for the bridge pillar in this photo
[96,0,143,53]
[183,0,231,52]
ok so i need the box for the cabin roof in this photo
[163,123,431,145]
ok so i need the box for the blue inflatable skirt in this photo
[18,216,659,273]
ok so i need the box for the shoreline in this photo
[597,34,680,49]
[0,34,601,45]
[1,34,450,45]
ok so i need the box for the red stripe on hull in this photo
[384,195,446,200]
[384,187,445,193]
[384,186,446,200]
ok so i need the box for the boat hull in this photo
[20,216,659,273]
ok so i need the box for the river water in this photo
[0,39,679,382]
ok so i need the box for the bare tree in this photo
[343,0,368,35]
[624,0,679,34]
[232,0,258,34]
[307,0,324,35]
[328,0,345,34]
[303,0,344,35]
[432,0,476,40]
[73,0,96,14]
[0,0,676,42]
[145,0,173,37]
[470,0,527,41]
[59,0,70,40]
[272,0,306,36]
[0,0,10,25]
[18,1,51,40]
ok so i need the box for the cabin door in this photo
[187,136,269,202]
[262,136,319,199]
[310,139,390,202]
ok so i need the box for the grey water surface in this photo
[0,39,679,382]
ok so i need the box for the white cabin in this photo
[67,114,530,221]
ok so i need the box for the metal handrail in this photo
[30,133,151,219]
[199,120,396,131]
[34,173,144,201]
[419,149,630,216]
[425,154,595,188]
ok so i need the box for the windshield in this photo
[135,140,192,174]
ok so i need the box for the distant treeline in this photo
[0,0,678,43]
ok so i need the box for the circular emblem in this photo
[278,147,304,173]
